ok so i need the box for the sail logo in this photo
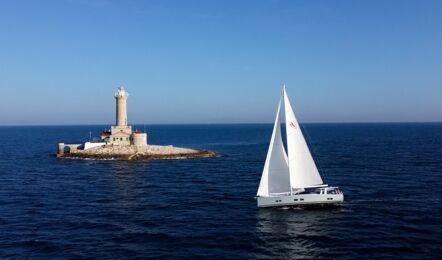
[290,122,297,129]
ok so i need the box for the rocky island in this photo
[56,86,216,160]
[58,144,216,160]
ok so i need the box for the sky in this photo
[0,0,441,125]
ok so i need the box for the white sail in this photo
[257,98,290,197]
[283,87,323,189]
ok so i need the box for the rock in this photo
[57,144,217,160]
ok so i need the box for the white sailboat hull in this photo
[257,192,344,208]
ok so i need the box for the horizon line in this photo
[0,121,441,127]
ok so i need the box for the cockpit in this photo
[317,187,342,195]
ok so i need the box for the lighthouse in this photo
[103,85,147,146]
[108,85,134,146]
[115,86,128,126]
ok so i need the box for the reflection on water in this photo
[108,162,151,223]
[110,161,140,194]
[255,207,343,258]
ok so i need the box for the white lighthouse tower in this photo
[115,86,128,126]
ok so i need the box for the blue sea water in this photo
[0,123,441,258]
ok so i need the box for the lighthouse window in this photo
[113,138,115,141]
[300,198,304,201]
[120,138,123,141]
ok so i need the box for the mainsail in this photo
[256,99,290,197]
[283,86,323,189]
[257,86,323,197]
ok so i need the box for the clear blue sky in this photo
[0,0,441,125]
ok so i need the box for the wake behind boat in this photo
[256,86,344,208]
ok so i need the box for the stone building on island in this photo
[57,85,148,155]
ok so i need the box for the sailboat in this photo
[256,86,344,207]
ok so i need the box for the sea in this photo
[0,123,441,258]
